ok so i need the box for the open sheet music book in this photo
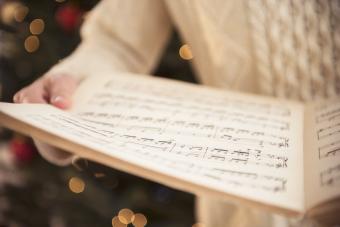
[0,73,339,217]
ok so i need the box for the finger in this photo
[13,84,48,104]
[48,75,78,109]
[13,92,21,103]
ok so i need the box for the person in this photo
[13,0,340,226]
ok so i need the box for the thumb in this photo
[47,74,79,109]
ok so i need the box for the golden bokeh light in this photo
[14,5,28,22]
[24,36,40,53]
[30,19,45,35]
[179,44,193,60]
[111,216,127,227]
[118,208,134,224]
[1,2,20,24]
[192,223,205,227]
[68,177,85,193]
[131,213,147,227]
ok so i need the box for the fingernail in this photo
[52,96,63,103]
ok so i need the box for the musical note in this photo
[320,164,340,187]
[316,102,340,123]
[311,99,340,199]
[76,111,290,149]
[319,140,340,159]
[26,111,289,192]
[314,101,340,164]
[3,74,305,206]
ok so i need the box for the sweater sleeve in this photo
[46,0,172,80]
[37,0,172,166]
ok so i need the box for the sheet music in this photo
[0,73,305,212]
[305,98,340,209]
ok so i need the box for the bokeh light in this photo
[14,5,29,22]
[111,216,127,227]
[131,213,147,227]
[24,36,40,53]
[179,44,193,60]
[118,208,134,224]
[1,2,20,24]
[68,177,85,193]
[29,19,45,35]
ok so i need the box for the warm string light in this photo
[1,2,41,54]
[29,19,45,35]
[24,36,39,53]
[118,209,134,224]
[68,177,85,193]
[25,18,45,52]
[131,213,147,227]
[6,2,46,53]
[179,44,193,60]
[1,2,20,24]
[112,209,147,227]
[14,5,29,22]
[112,216,127,227]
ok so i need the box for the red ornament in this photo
[55,4,83,33]
[9,136,36,164]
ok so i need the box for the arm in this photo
[48,0,172,80]
[14,0,172,165]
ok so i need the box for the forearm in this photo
[45,0,172,81]
[37,0,172,166]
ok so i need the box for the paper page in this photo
[305,98,340,209]
[0,73,305,213]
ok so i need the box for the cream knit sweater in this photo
[39,0,340,226]
[48,0,340,100]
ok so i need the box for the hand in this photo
[13,74,80,109]
[13,74,80,166]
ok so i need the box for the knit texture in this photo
[248,0,340,101]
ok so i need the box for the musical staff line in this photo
[320,164,340,187]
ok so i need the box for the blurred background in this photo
[0,0,198,226]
